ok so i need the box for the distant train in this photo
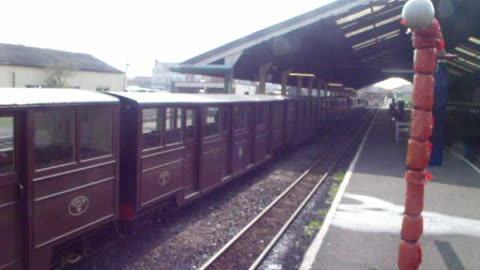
[0,88,360,270]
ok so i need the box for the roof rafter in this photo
[341,4,403,33]
[448,61,475,73]
[348,20,402,45]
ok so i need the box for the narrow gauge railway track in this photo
[199,109,376,270]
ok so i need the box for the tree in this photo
[44,62,76,88]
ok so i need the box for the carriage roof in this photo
[0,88,118,108]
[109,92,287,105]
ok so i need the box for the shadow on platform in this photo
[302,109,480,270]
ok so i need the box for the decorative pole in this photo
[399,0,445,269]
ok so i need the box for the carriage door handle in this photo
[17,183,25,198]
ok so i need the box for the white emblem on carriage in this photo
[68,196,90,216]
[238,146,243,158]
[158,171,170,186]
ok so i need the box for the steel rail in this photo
[199,109,377,270]
[249,109,377,270]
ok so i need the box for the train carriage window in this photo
[165,107,182,145]
[204,107,220,137]
[0,117,14,174]
[165,108,174,130]
[34,110,75,169]
[233,105,247,130]
[142,108,163,149]
[176,108,182,129]
[185,109,196,139]
[256,104,267,125]
[79,108,112,159]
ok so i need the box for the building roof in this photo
[0,88,119,108]
[109,92,287,104]
[183,0,480,89]
[0,43,123,73]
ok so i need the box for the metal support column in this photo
[307,77,315,96]
[224,71,233,94]
[281,69,292,96]
[296,77,303,96]
[258,63,273,94]
[429,61,449,166]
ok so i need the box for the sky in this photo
[374,77,411,89]
[1,0,335,78]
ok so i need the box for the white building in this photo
[0,43,125,91]
[151,61,190,90]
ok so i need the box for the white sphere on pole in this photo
[402,0,435,30]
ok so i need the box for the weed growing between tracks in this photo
[303,169,345,238]
[303,209,327,237]
[327,170,346,204]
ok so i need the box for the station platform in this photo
[300,109,480,270]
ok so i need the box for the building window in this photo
[0,117,14,174]
[34,110,75,169]
[142,108,163,149]
[79,108,113,159]
[96,87,110,92]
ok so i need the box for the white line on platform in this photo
[298,111,377,270]
[449,148,480,175]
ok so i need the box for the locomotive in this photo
[0,88,358,270]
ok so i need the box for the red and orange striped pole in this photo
[398,1,444,269]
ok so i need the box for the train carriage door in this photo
[140,106,184,208]
[183,107,200,197]
[200,105,230,191]
[253,103,269,164]
[271,102,283,152]
[285,101,295,146]
[0,113,25,270]
[301,101,308,141]
[231,104,252,176]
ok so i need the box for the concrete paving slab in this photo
[302,109,480,270]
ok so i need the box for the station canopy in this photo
[183,0,480,90]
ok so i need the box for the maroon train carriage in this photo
[285,96,336,148]
[318,97,328,127]
[0,88,355,270]
[284,99,297,146]
[324,96,341,124]
[0,88,119,270]
[270,99,286,153]
[108,92,287,225]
